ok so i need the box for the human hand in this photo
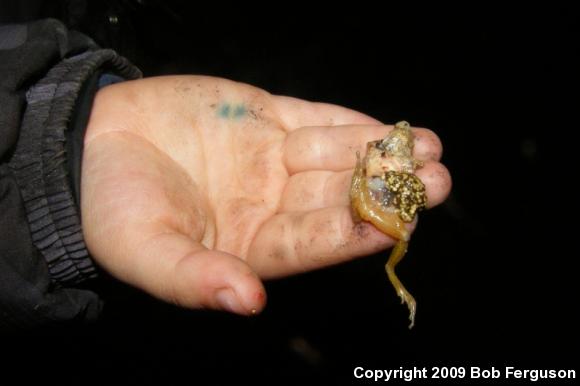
[81,76,451,315]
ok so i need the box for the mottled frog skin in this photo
[350,121,427,328]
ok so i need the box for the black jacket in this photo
[0,19,141,328]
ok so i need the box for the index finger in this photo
[283,124,443,175]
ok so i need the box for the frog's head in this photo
[381,120,415,160]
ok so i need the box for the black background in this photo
[2,1,579,385]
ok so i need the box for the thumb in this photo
[103,232,267,315]
[172,248,267,315]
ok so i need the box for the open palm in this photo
[81,76,451,314]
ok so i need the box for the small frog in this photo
[350,121,427,328]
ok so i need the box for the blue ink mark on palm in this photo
[218,104,231,118]
[217,103,247,120]
[233,105,246,119]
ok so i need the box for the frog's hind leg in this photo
[385,240,416,329]
[349,152,364,223]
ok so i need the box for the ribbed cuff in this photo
[8,48,141,286]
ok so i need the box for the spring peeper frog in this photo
[350,121,427,328]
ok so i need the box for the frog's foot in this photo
[395,283,416,329]
[385,240,416,329]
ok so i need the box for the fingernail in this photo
[215,288,246,315]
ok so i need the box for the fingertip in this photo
[413,127,443,161]
[250,290,268,315]
[229,270,267,316]
[171,250,266,315]
[214,286,267,316]
[415,161,452,208]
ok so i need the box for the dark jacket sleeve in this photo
[0,19,141,328]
